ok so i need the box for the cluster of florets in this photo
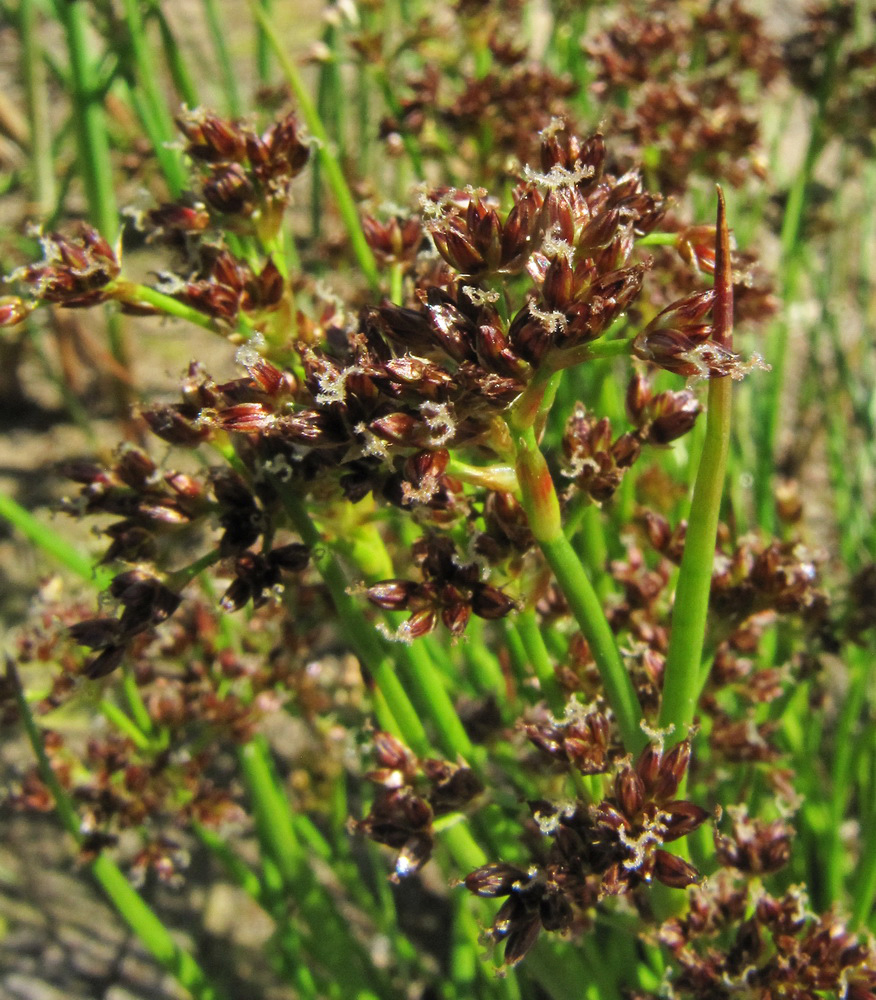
[173,109,309,240]
[368,7,576,181]
[352,731,483,882]
[587,0,782,192]
[784,1,876,150]
[6,225,120,308]
[464,735,708,966]
[560,374,701,504]
[364,532,516,640]
[6,598,314,879]
[643,516,827,629]
[655,878,876,1000]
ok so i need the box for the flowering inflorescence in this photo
[353,731,483,882]
[656,877,876,1000]
[6,74,852,1000]
[464,736,708,966]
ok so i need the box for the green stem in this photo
[99,697,151,749]
[0,489,113,589]
[59,0,130,391]
[59,1,117,242]
[20,0,56,214]
[515,607,565,716]
[254,0,272,85]
[237,736,301,885]
[119,0,186,195]
[658,190,733,745]
[249,0,380,290]
[202,0,242,115]
[149,2,200,108]
[106,280,243,335]
[277,489,430,756]
[514,424,645,754]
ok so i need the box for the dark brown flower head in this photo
[355,734,481,882]
[633,287,767,383]
[587,2,780,193]
[219,543,309,611]
[714,805,793,875]
[69,571,181,679]
[147,201,211,234]
[211,469,264,554]
[12,225,120,307]
[467,736,707,966]
[561,404,641,504]
[175,109,308,240]
[434,63,576,173]
[663,879,876,1000]
[626,374,701,445]
[475,490,534,561]
[540,125,606,187]
[524,702,614,775]
[176,109,248,162]
[426,185,545,276]
[203,162,256,215]
[365,533,515,641]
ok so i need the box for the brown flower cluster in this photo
[784,1,876,153]
[174,109,309,240]
[465,736,708,966]
[8,225,120,308]
[61,408,312,675]
[587,0,782,192]
[369,6,577,182]
[657,878,876,1000]
[560,374,701,504]
[352,731,483,882]
[8,594,325,878]
[364,532,515,640]
[68,570,181,679]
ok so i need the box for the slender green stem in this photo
[149,2,200,108]
[58,0,131,389]
[0,489,113,589]
[249,0,380,290]
[59,1,117,241]
[194,822,266,905]
[99,698,151,749]
[20,0,56,214]
[119,0,186,195]
[514,424,645,754]
[515,607,565,716]
[396,639,476,763]
[202,0,242,116]
[254,0,272,85]
[755,30,840,533]
[237,736,301,885]
[277,489,430,755]
[658,190,733,745]
[107,279,248,335]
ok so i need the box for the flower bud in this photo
[0,296,31,327]
[653,849,699,888]
[464,863,528,897]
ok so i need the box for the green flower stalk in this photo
[658,189,734,745]
[515,422,646,755]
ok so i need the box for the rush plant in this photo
[1,3,874,999]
